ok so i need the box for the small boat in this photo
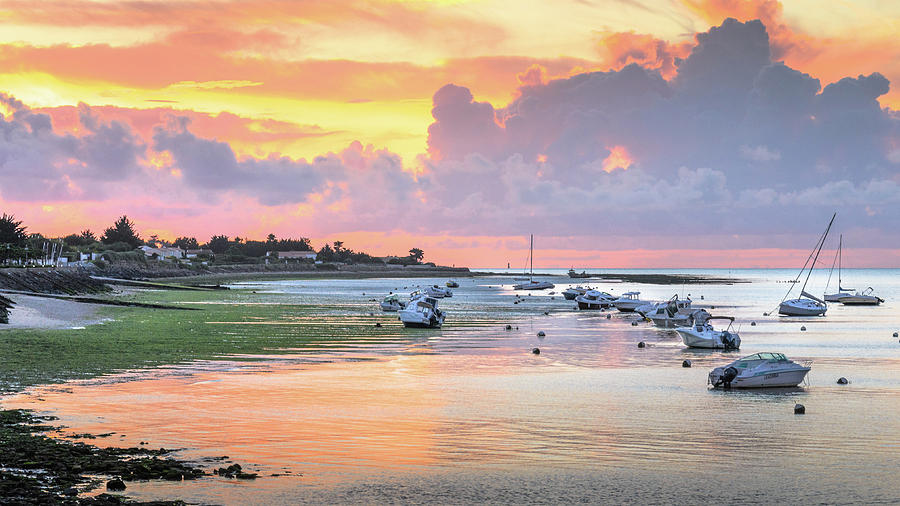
[613,291,652,312]
[425,285,453,298]
[575,290,616,309]
[562,286,589,300]
[839,287,884,306]
[645,297,697,328]
[446,279,459,288]
[708,352,811,388]
[567,268,591,279]
[380,294,407,312]
[399,294,446,328]
[636,294,691,318]
[779,213,835,317]
[512,235,554,291]
[675,313,740,349]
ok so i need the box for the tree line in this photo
[0,213,427,266]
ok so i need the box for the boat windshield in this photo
[734,352,788,367]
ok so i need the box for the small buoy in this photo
[362,292,365,295]
[637,341,646,348]
[794,404,805,415]
[837,377,849,385]
[532,347,541,355]
[800,326,806,331]
[710,305,716,309]
[537,331,546,337]
[574,305,578,310]
[750,321,756,326]
[631,321,638,326]
[700,295,704,300]
[763,312,769,316]
[894,332,898,338]
[505,324,512,330]
[515,326,519,330]
[606,314,611,319]
[543,311,549,315]
[550,297,555,300]
[375,323,382,327]
[682,360,692,368]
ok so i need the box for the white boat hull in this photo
[840,295,882,305]
[380,302,404,312]
[514,281,554,290]
[614,301,644,312]
[676,328,740,349]
[779,299,826,316]
[824,291,853,302]
[399,312,445,328]
[719,368,809,388]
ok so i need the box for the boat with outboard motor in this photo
[446,279,459,288]
[399,293,446,328]
[838,287,884,306]
[675,312,740,349]
[613,291,652,312]
[425,285,453,298]
[562,286,590,300]
[708,352,810,388]
[380,294,407,312]
[779,213,835,316]
[643,296,697,328]
[575,290,617,309]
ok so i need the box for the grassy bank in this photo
[0,286,409,395]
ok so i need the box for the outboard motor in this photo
[721,332,739,350]
[721,366,738,388]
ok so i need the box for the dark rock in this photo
[794,404,805,415]
[750,322,756,326]
[763,312,769,316]
[893,332,898,338]
[682,360,692,368]
[532,348,540,355]
[107,478,126,491]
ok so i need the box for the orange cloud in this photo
[600,146,633,173]
[597,31,693,79]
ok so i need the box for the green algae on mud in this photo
[0,286,403,395]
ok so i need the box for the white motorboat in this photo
[425,285,453,298]
[562,286,590,300]
[575,290,616,309]
[779,213,835,317]
[824,234,854,302]
[675,313,740,349]
[446,279,460,288]
[839,287,884,306]
[708,352,811,388]
[512,234,555,291]
[380,294,407,312]
[399,294,446,328]
[645,297,697,328]
[613,292,651,312]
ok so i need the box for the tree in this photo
[80,229,96,242]
[206,235,229,254]
[101,215,142,249]
[146,234,160,248]
[173,236,200,250]
[0,213,27,246]
[266,233,277,245]
[408,248,424,263]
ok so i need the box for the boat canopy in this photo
[740,352,787,362]
[383,294,401,302]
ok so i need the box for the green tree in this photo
[0,213,27,246]
[206,235,229,254]
[173,236,200,250]
[80,229,96,243]
[101,216,142,249]
[408,248,424,263]
[333,241,344,252]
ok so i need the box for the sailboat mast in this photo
[800,213,836,293]
[529,234,534,282]
[838,234,842,289]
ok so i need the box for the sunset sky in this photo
[1,0,899,267]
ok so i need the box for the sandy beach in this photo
[3,293,105,329]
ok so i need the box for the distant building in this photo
[266,251,317,260]
[185,249,214,258]
[139,245,184,259]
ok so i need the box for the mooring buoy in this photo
[532,347,541,355]
[682,360,692,368]
[837,377,849,384]
[637,341,646,348]
[794,404,805,415]
[537,331,546,337]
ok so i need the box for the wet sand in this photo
[3,293,105,329]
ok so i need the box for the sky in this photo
[1,0,899,268]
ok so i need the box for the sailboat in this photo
[824,235,854,302]
[513,235,554,290]
[778,213,835,316]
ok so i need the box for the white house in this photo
[139,245,184,259]
[266,251,317,260]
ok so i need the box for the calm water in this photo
[5,269,900,504]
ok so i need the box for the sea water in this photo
[5,269,900,504]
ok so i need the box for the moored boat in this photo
[778,213,835,317]
[708,352,810,388]
[675,313,740,349]
[425,285,453,298]
[399,294,446,328]
[380,294,407,312]
[562,286,589,300]
[567,268,591,279]
[613,291,651,312]
[575,290,616,309]
[838,287,884,306]
[512,235,554,291]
